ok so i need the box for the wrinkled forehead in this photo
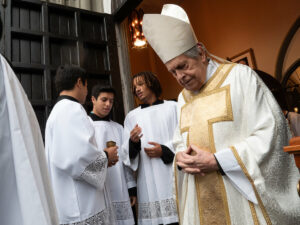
[165,54,189,72]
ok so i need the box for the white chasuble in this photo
[173,61,300,225]
[45,99,115,225]
[92,119,136,225]
[122,101,179,225]
[0,54,59,225]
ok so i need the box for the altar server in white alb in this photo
[122,71,179,225]
[143,4,300,225]
[89,84,137,225]
[45,65,118,225]
[0,54,59,225]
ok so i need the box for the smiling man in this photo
[142,4,300,225]
[122,71,179,225]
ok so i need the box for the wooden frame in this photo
[228,48,257,69]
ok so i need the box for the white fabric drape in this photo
[115,21,135,114]
[0,54,59,225]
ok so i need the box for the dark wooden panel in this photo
[31,73,43,100]
[59,14,68,36]
[50,39,77,66]
[81,14,105,42]
[50,41,61,66]
[20,73,32,98]
[12,38,20,62]
[49,13,59,34]
[30,40,42,64]
[49,8,75,37]
[20,7,30,30]
[4,1,124,132]
[30,9,41,31]
[33,105,46,134]
[12,6,20,28]
[82,43,105,73]
[20,39,30,63]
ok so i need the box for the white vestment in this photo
[122,101,179,225]
[173,60,300,225]
[91,117,136,225]
[45,98,115,225]
[0,54,59,225]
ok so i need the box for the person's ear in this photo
[196,43,207,63]
[76,78,85,88]
[91,96,96,104]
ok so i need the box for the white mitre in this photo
[143,4,198,63]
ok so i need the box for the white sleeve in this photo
[121,114,139,171]
[49,105,107,189]
[214,148,257,204]
[123,164,136,189]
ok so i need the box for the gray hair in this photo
[183,45,201,59]
[183,44,209,61]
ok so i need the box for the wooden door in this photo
[1,0,124,134]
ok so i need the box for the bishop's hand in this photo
[130,124,143,143]
[176,144,218,175]
[104,146,119,167]
[144,141,162,158]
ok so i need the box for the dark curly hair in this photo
[132,71,162,98]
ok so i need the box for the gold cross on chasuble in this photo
[180,63,235,225]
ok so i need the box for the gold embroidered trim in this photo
[206,85,233,225]
[249,202,260,225]
[207,85,233,153]
[218,172,232,225]
[216,64,236,88]
[173,154,181,225]
[195,175,204,224]
[230,146,272,225]
[178,63,236,224]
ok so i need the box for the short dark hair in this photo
[132,71,162,98]
[55,65,87,94]
[91,84,116,99]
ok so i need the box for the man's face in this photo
[133,76,155,103]
[165,53,207,91]
[92,92,114,118]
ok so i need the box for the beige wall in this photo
[128,0,300,101]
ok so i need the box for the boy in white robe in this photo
[89,84,137,225]
[122,71,179,225]
[0,54,58,225]
[45,65,118,225]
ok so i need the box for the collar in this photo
[56,95,79,103]
[89,112,110,121]
[190,60,218,95]
[206,59,218,82]
[140,99,164,109]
